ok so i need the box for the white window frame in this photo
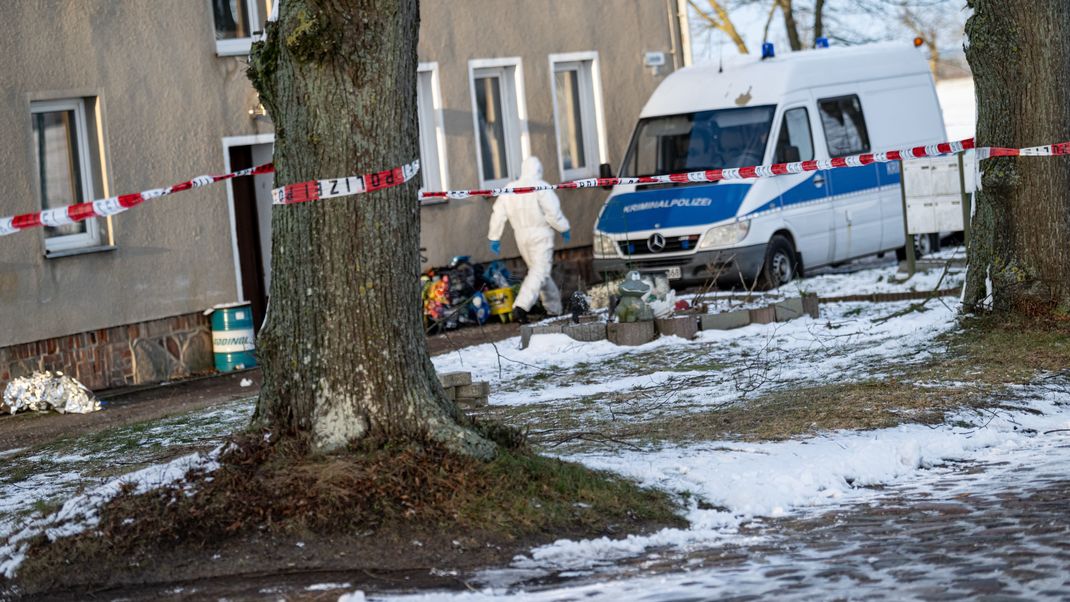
[214,0,271,56]
[468,57,530,189]
[549,51,608,181]
[417,62,450,203]
[30,98,103,255]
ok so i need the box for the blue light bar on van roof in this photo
[815,37,829,48]
[761,42,775,59]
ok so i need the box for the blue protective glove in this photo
[489,240,501,255]
[562,229,571,243]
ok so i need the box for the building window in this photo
[30,99,104,255]
[774,107,814,163]
[818,95,870,158]
[550,52,605,180]
[417,63,449,200]
[469,59,527,188]
[213,0,271,56]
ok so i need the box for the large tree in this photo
[247,0,493,457]
[963,1,1070,313]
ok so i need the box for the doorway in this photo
[225,138,274,332]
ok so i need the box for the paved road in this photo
[469,436,1070,601]
[703,465,1070,600]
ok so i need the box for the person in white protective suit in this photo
[487,156,571,324]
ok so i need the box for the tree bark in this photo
[963,1,1070,314]
[777,0,804,51]
[246,0,494,458]
[813,0,825,44]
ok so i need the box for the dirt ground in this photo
[0,370,261,453]
[15,522,661,601]
[0,321,520,454]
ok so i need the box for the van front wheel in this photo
[757,235,797,290]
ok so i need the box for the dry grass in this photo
[645,380,986,443]
[637,311,1070,443]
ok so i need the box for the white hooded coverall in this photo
[487,156,571,315]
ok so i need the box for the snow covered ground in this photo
[381,254,1070,601]
[435,299,958,445]
[434,254,966,446]
[4,254,1068,600]
[369,387,1069,601]
[0,399,253,576]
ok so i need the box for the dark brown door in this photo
[228,145,267,331]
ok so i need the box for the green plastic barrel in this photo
[210,303,257,372]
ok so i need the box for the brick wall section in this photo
[0,312,215,393]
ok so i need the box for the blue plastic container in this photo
[210,303,257,372]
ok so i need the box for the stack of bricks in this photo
[438,371,490,408]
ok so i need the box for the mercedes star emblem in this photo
[647,233,667,253]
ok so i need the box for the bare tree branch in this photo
[689,0,751,54]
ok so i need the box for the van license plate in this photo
[666,267,682,280]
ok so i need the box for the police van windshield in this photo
[620,105,776,178]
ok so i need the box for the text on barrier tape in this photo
[270,160,420,205]
[0,160,419,238]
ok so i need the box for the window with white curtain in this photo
[469,59,525,188]
[550,53,604,180]
[417,64,449,200]
[212,0,272,56]
[30,98,104,254]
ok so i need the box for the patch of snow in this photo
[0,449,220,578]
[240,378,254,388]
[305,581,351,591]
[525,391,1070,569]
[438,300,958,419]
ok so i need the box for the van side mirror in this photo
[599,163,614,190]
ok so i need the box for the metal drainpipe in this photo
[666,0,680,70]
[677,0,693,66]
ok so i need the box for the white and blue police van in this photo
[592,43,947,288]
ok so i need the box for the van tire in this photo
[895,233,940,262]
[757,235,798,290]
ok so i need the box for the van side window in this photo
[818,95,870,157]
[774,107,814,163]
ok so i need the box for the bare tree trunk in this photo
[963,0,1070,314]
[761,1,778,46]
[777,0,803,51]
[689,0,750,54]
[813,0,825,43]
[246,0,493,458]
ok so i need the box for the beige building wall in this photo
[417,0,685,267]
[0,1,270,347]
[0,0,687,349]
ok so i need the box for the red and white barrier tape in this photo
[419,138,1070,200]
[270,160,420,205]
[4,136,1070,239]
[0,164,276,237]
[0,160,419,238]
